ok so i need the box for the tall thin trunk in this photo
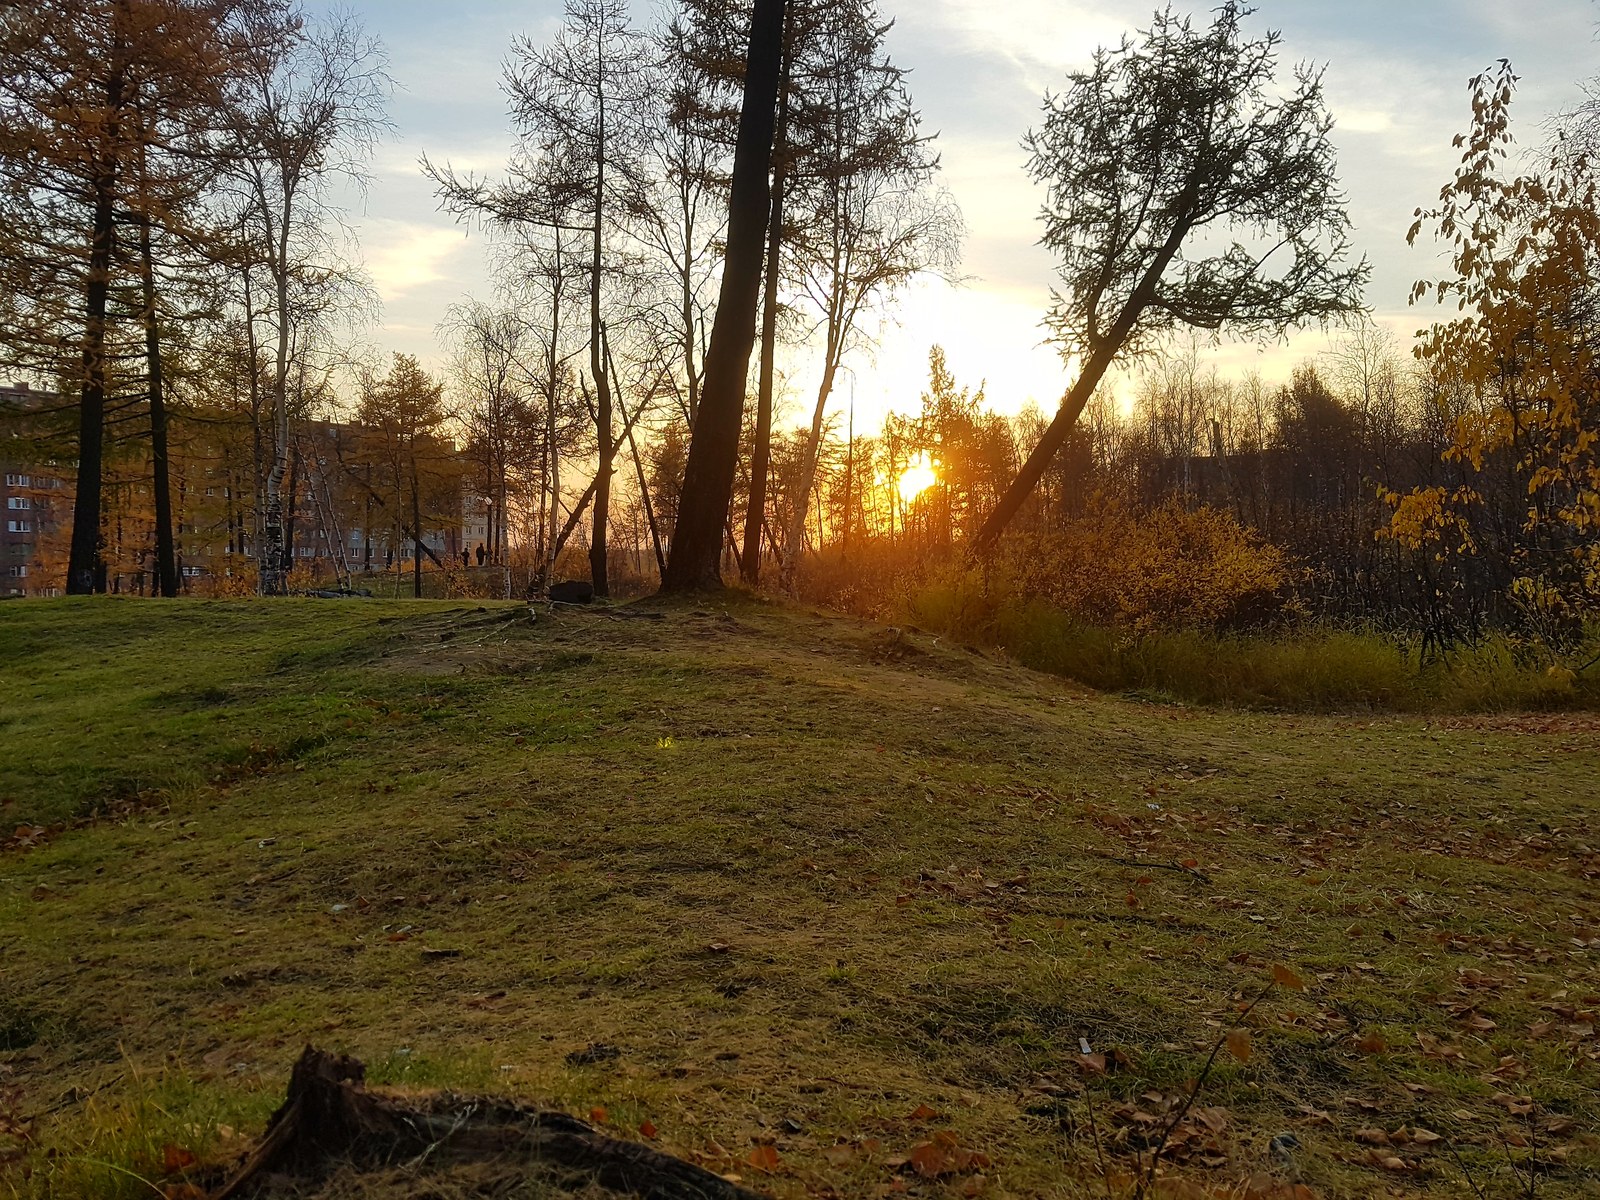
[660,0,786,593]
[138,212,179,598]
[262,185,295,594]
[680,169,701,424]
[588,38,612,597]
[546,229,565,590]
[739,31,792,586]
[604,325,665,578]
[780,349,839,593]
[68,25,126,596]
[411,457,423,598]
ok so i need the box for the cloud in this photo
[362,221,471,304]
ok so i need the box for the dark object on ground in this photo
[565,1042,621,1066]
[308,588,372,599]
[549,580,594,605]
[211,1047,768,1200]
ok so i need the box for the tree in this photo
[504,0,652,599]
[774,1,959,590]
[0,0,264,594]
[443,301,539,567]
[1385,62,1600,636]
[354,354,453,599]
[659,0,786,593]
[971,0,1367,551]
[224,6,389,595]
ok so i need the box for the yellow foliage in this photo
[1394,62,1600,617]
[996,498,1296,633]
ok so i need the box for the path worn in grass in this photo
[1,597,1597,1199]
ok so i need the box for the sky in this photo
[305,0,1600,432]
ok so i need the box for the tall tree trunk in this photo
[67,38,126,596]
[138,213,179,598]
[738,32,792,587]
[411,458,423,599]
[588,48,612,598]
[545,229,565,592]
[660,0,786,594]
[971,213,1195,553]
[604,325,665,578]
[779,351,839,593]
[262,191,295,595]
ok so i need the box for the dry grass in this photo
[0,596,1597,1199]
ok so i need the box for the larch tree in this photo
[503,0,653,598]
[971,0,1367,552]
[354,354,450,599]
[659,0,786,593]
[443,301,538,567]
[775,1,959,590]
[0,0,254,594]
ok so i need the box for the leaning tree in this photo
[972,0,1368,551]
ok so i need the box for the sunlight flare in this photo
[897,452,938,503]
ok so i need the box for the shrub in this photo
[996,498,1298,633]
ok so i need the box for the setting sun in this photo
[897,452,938,503]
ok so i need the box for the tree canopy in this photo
[972,0,1368,550]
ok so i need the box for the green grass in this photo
[1,596,1598,1199]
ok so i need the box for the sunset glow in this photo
[897,452,938,503]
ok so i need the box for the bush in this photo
[997,498,1297,633]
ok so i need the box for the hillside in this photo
[1,598,1597,1199]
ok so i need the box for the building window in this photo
[6,565,25,578]
[182,566,204,578]
[6,520,31,533]
[4,474,29,487]
[7,497,29,509]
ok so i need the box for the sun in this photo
[897,452,938,503]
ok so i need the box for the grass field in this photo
[1,597,1597,1199]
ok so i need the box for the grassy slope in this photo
[1,597,1597,1200]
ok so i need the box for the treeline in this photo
[7,0,1594,650]
[0,0,389,595]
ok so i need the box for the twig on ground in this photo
[1133,981,1275,1200]
[1095,853,1213,884]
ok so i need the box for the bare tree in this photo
[224,7,389,594]
[775,1,960,590]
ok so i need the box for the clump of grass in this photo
[906,576,1600,711]
[15,1065,273,1200]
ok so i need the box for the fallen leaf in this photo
[639,1120,658,1140]
[907,1104,942,1121]
[161,1144,197,1174]
[908,1140,951,1178]
[746,1144,780,1172]
[1411,1128,1442,1146]
[1355,1032,1389,1055]
[1272,964,1306,991]
[588,1106,608,1124]
[1354,1128,1391,1146]
[1226,1028,1252,1062]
